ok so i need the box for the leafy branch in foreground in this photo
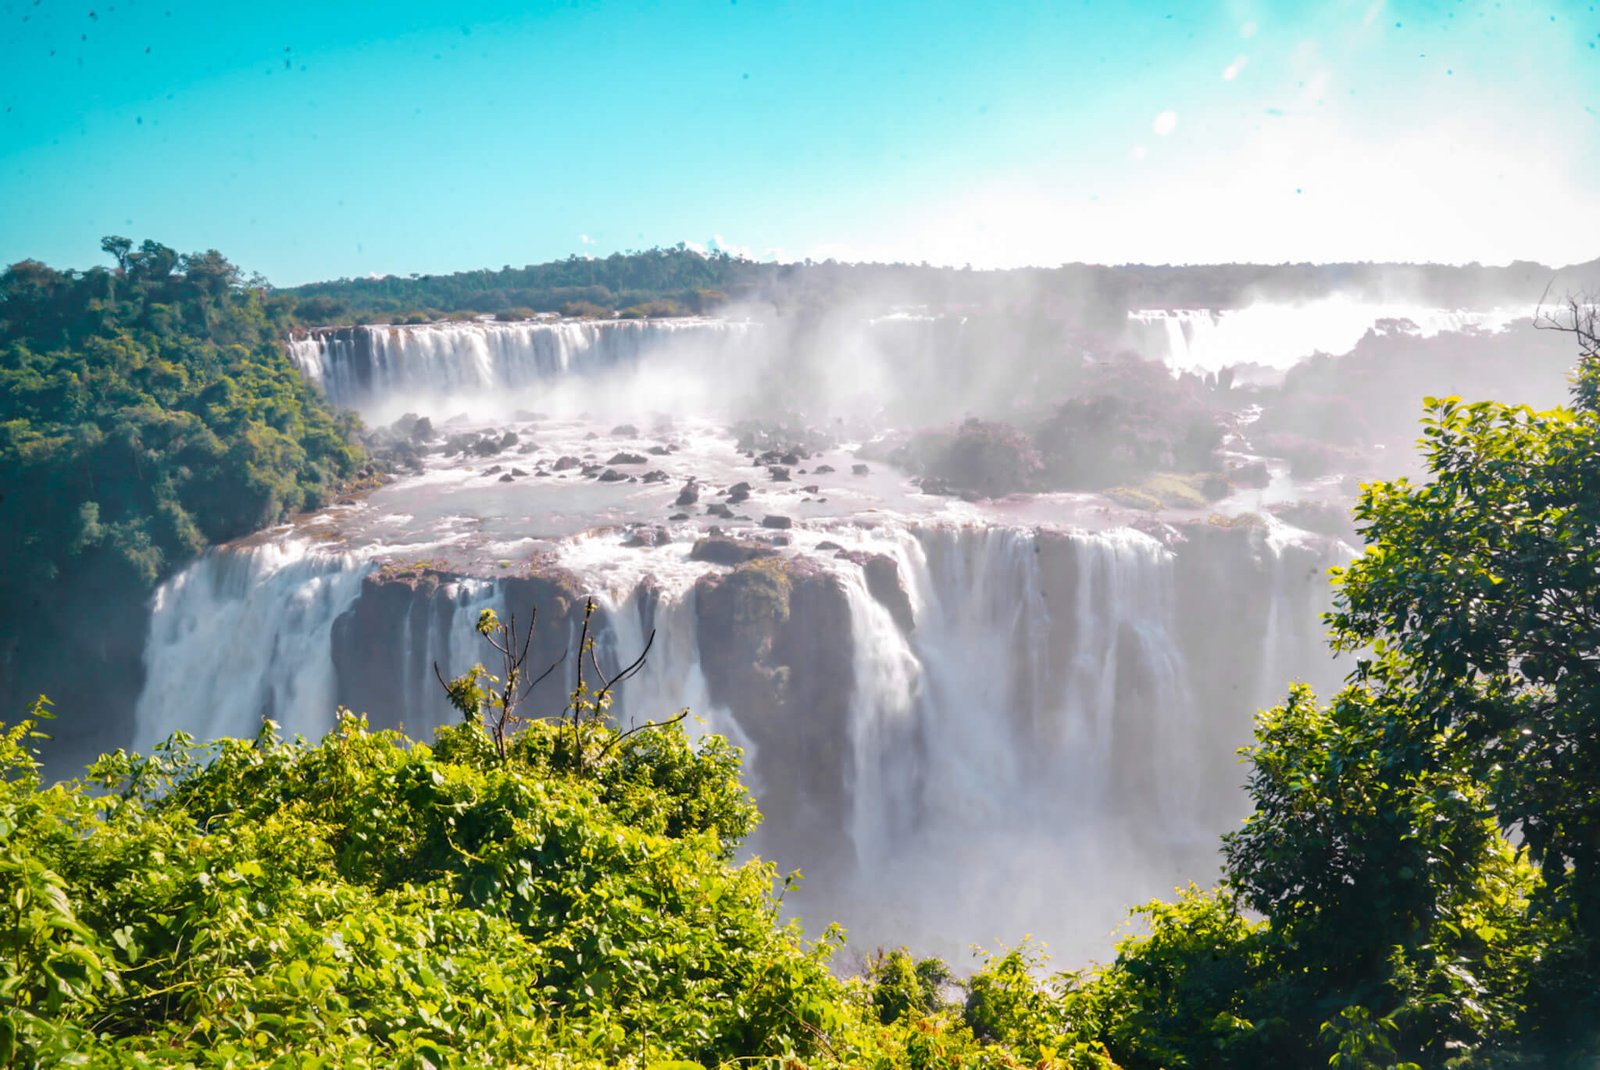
[437,598,683,771]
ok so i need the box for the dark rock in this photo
[498,431,520,450]
[484,465,503,475]
[852,463,870,476]
[511,467,529,477]
[607,451,648,465]
[470,436,501,457]
[332,562,588,737]
[668,512,690,521]
[624,525,671,548]
[689,535,780,566]
[675,480,700,506]
[816,540,843,551]
[761,515,793,530]
[498,473,515,482]
[780,451,801,465]
[611,423,639,436]
[705,502,735,519]
[1228,459,1272,488]
[768,466,791,482]
[814,464,835,474]
[642,470,670,484]
[598,468,626,482]
[693,558,855,886]
[582,464,604,476]
[552,455,581,471]
[862,554,914,634]
[648,445,672,455]
[803,484,820,494]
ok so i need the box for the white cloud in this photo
[1222,55,1248,81]
[1152,110,1179,136]
[579,233,594,245]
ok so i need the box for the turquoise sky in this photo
[2,0,1597,283]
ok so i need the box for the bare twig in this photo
[596,708,689,762]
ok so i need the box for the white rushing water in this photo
[135,316,1356,964]
[288,318,754,424]
[135,510,1340,962]
[1130,299,1525,374]
[134,538,374,750]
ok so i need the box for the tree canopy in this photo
[0,240,368,756]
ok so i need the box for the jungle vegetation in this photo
[0,239,369,764]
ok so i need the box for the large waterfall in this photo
[1128,300,1524,374]
[135,514,1344,962]
[289,318,754,422]
[125,315,1364,963]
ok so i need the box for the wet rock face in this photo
[862,554,915,635]
[689,535,779,566]
[833,549,915,636]
[331,565,589,734]
[693,559,858,881]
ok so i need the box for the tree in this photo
[99,235,132,273]
[1322,348,1600,1061]
[437,598,681,770]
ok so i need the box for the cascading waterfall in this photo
[1129,301,1523,373]
[132,511,1340,958]
[134,539,373,751]
[288,319,752,421]
[125,310,1360,960]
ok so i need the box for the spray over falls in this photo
[125,312,1383,959]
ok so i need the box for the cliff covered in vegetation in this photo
[0,240,370,762]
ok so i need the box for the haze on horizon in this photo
[2,0,1598,285]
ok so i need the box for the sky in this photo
[1,0,1598,284]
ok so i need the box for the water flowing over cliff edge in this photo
[135,306,1545,961]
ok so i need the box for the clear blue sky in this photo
[2,0,1597,284]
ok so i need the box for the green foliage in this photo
[1323,388,1600,1061]
[0,704,884,1067]
[866,947,954,1025]
[0,241,367,719]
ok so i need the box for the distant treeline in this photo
[286,244,1588,328]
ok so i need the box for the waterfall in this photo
[289,319,753,422]
[1128,300,1524,373]
[129,516,1343,960]
[134,539,373,751]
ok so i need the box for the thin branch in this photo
[596,708,689,761]
[521,649,567,703]
[594,629,656,713]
